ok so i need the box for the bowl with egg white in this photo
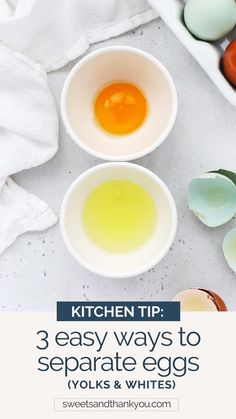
[61,46,177,161]
[60,162,177,278]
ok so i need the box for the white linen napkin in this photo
[0,0,158,71]
[0,0,158,254]
[0,178,58,254]
[0,45,58,253]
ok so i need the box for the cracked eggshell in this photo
[223,227,236,273]
[184,0,236,42]
[188,172,236,227]
[173,288,227,311]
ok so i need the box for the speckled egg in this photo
[184,0,236,41]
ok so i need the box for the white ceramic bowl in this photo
[61,46,177,161]
[60,163,177,278]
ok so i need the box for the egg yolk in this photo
[94,81,147,135]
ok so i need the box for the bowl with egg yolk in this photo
[61,46,177,161]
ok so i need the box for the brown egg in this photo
[173,288,227,311]
[222,39,236,86]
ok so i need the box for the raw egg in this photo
[222,39,236,86]
[81,179,157,253]
[173,289,227,311]
[93,81,147,135]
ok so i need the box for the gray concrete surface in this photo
[1,18,236,311]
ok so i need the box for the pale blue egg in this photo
[184,0,236,41]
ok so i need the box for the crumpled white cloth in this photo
[0,178,58,254]
[0,45,58,254]
[0,0,158,71]
[0,0,158,254]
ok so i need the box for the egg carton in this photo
[149,0,236,107]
